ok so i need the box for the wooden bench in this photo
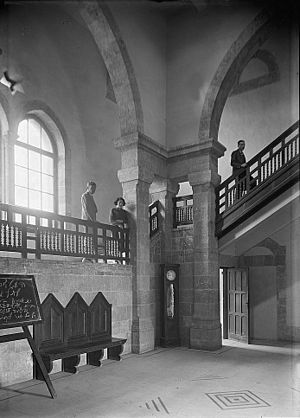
[33,292,126,379]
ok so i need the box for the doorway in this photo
[220,268,249,343]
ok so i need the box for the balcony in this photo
[0,203,130,264]
[216,121,299,237]
[169,121,299,238]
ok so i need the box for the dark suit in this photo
[231,149,246,198]
[231,149,246,178]
[231,149,256,197]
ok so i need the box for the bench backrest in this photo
[34,292,112,350]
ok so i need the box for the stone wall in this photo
[0,258,132,387]
[170,227,194,347]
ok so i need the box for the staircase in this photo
[216,121,299,238]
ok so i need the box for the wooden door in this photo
[228,268,249,343]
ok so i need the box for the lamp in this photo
[0,70,24,95]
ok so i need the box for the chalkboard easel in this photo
[0,274,56,399]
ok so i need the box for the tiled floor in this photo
[0,340,299,418]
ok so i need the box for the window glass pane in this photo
[29,190,41,210]
[15,166,28,188]
[42,155,53,175]
[15,186,28,207]
[28,119,41,148]
[41,128,53,153]
[15,145,28,167]
[17,120,28,144]
[29,170,41,191]
[29,150,41,171]
[42,193,53,212]
[42,173,53,194]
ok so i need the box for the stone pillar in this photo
[118,167,154,353]
[189,169,222,351]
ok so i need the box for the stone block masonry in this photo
[0,258,133,386]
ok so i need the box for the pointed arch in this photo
[80,3,144,136]
[199,9,278,142]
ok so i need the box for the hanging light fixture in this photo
[0,70,24,95]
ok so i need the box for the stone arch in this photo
[198,8,277,142]
[80,2,144,136]
[254,237,285,259]
[239,236,287,342]
[230,49,280,96]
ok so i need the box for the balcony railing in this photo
[170,121,299,233]
[173,195,193,228]
[216,121,299,217]
[0,203,130,264]
[149,200,159,237]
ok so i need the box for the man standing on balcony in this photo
[231,140,247,198]
[231,140,247,176]
[81,181,97,221]
[81,181,97,262]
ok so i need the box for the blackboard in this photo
[0,274,43,329]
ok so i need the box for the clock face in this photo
[166,269,176,281]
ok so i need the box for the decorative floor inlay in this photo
[142,397,169,414]
[206,390,270,410]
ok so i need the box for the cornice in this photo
[114,132,226,161]
[113,131,168,160]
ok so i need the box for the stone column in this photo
[118,167,154,353]
[189,169,222,351]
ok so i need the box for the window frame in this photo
[13,116,59,214]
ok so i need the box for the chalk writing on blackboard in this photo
[0,275,42,329]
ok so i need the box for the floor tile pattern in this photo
[206,390,271,410]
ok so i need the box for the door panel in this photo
[228,268,249,342]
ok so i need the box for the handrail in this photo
[216,121,299,216]
[0,203,130,264]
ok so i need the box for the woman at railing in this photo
[110,197,129,262]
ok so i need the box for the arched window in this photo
[14,117,57,212]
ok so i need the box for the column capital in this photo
[118,167,154,185]
[188,170,221,188]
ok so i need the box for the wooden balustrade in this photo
[216,120,299,217]
[0,203,130,264]
[149,201,159,237]
[173,195,193,228]
[170,121,299,231]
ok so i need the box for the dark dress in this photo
[110,208,128,254]
[110,208,128,228]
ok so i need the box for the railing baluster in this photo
[215,121,299,225]
[0,203,130,264]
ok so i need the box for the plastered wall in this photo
[0,3,122,222]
